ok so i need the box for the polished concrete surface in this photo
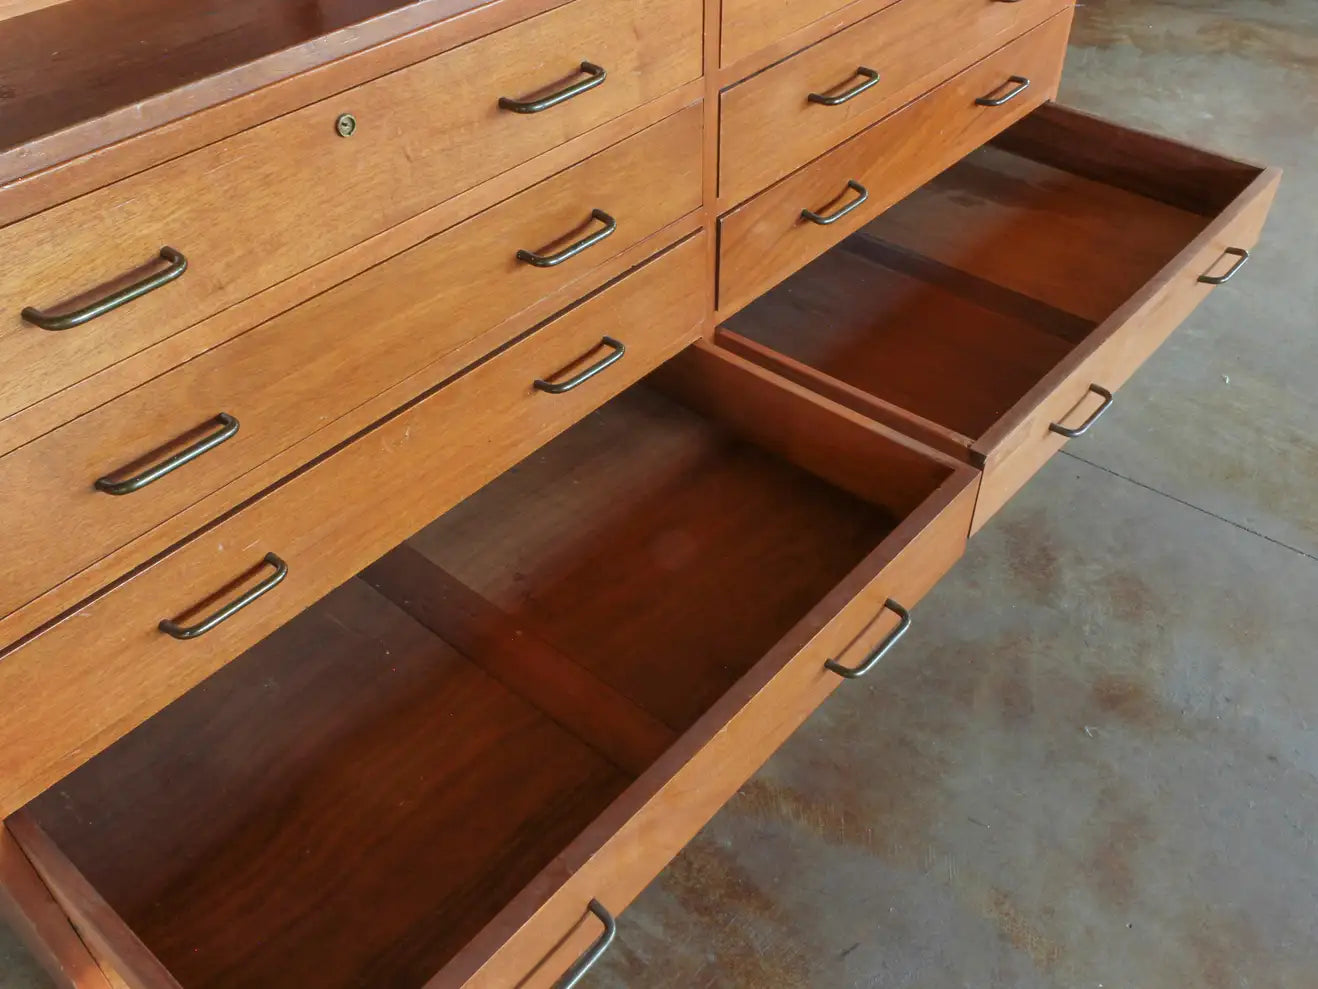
[3,1,1315,986]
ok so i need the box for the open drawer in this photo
[719,104,1281,532]
[4,344,977,988]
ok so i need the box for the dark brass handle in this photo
[1199,246,1250,285]
[802,180,870,226]
[159,553,288,641]
[976,75,1032,107]
[534,337,625,394]
[499,61,607,114]
[808,66,880,106]
[553,900,617,989]
[95,413,239,496]
[826,600,911,679]
[1049,384,1114,438]
[22,247,188,331]
[517,210,617,268]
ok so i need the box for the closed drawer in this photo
[5,342,976,989]
[0,232,708,822]
[721,0,871,68]
[0,0,702,423]
[720,104,1281,533]
[719,0,1068,205]
[0,105,703,628]
[719,11,1070,316]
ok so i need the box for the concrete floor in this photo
[4,1,1316,986]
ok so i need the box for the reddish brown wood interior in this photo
[14,377,921,988]
[721,142,1218,444]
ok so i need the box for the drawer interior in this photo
[11,357,959,989]
[719,106,1265,455]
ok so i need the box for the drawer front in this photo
[0,234,706,821]
[718,11,1070,316]
[443,346,979,988]
[0,0,703,423]
[971,174,1279,531]
[721,0,875,68]
[0,106,703,627]
[719,0,1068,205]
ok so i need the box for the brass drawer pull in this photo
[160,553,288,641]
[1199,246,1250,285]
[95,413,239,496]
[517,209,617,268]
[534,337,625,394]
[826,599,911,679]
[1049,384,1115,438]
[555,900,617,989]
[808,66,880,106]
[500,61,607,114]
[802,180,870,226]
[976,75,1032,107]
[22,247,188,331]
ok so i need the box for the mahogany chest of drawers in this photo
[0,1,1278,986]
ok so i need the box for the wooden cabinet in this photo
[0,0,1278,986]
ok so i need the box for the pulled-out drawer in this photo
[720,104,1280,532]
[0,233,709,821]
[718,10,1070,316]
[0,0,702,423]
[3,340,977,987]
[719,0,1067,204]
[0,105,702,629]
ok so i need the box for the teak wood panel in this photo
[0,0,472,155]
[0,104,703,628]
[718,0,1068,204]
[441,345,978,988]
[717,10,1071,316]
[0,234,706,821]
[0,0,702,424]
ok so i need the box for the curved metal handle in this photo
[1049,384,1114,438]
[160,553,288,641]
[553,900,616,989]
[826,600,911,679]
[808,66,880,106]
[500,61,607,113]
[517,210,617,268]
[22,247,188,331]
[534,337,625,394]
[976,75,1031,107]
[95,413,239,496]
[1199,246,1250,285]
[802,180,870,226]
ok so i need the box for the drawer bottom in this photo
[6,352,975,989]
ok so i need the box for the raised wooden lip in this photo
[436,343,978,985]
[0,0,579,215]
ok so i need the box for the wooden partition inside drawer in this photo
[0,0,702,424]
[5,344,977,989]
[721,104,1281,532]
